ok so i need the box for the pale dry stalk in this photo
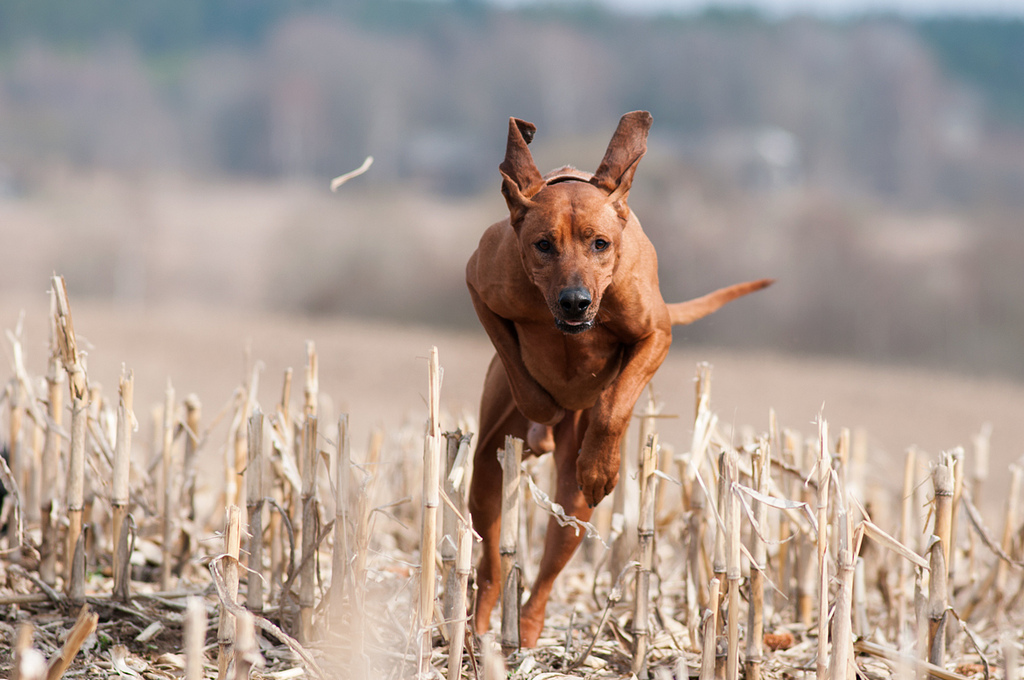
[682,366,713,638]
[724,451,741,680]
[269,479,286,603]
[961,464,1021,621]
[304,341,318,419]
[270,368,293,599]
[966,427,992,593]
[970,426,990,503]
[850,427,867,502]
[995,465,1021,596]
[896,447,917,638]
[927,535,948,668]
[932,458,954,579]
[350,464,374,668]
[1003,632,1019,680]
[499,434,523,655]
[6,367,24,550]
[631,433,659,678]
[330,413,350,620]
[112,368,134,602]
[233,610,263,680]
[442,429,472,641]
[713,450,727,616]
[184,596,207,680]
[481,634,507,680]
[691,362,714,607]
[8,314,49,530]
[816,417,831,680]
[247,408,265,614]
[948,448,965,588]
[182,394,202,521]
[218,506,242,680]
[234,361,261,513]
[831,547,856,680]
[221,382,248,514]
[914,572,929,673]
[830,452,855,680]
[66,393,88,600]
[699,577,721,680]
[53,276,89,595]
[792,432,816,626]
[685,485,706,647]
[745,440,769,680]
[161,379,176,591]
[656,440,676,526]
[45,604,98,680]
[776,429,794,605]
[447,524,473,680]
[854,639,972,680]
[854,556,868,639]
[915,455,931,554]
[609,440,633,580]
[420,346,443,668]
[39,293,65,586]
[299,416,318,643]
[694,362,712,422]
[441,431,460,637]
[15,623,45,680]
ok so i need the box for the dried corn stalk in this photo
[499,434,523,655]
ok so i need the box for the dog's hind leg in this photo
[469,355,530,634]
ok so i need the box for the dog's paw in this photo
[575,447,620,508]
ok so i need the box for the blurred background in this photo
[2,0,1023,378]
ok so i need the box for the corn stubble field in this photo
[3,277,1024,680]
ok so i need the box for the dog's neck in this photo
[542,165,592,186]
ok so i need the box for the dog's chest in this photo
[517,324,623,410]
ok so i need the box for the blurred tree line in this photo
[1,0,1023,204]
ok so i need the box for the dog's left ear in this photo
[591,111,653,212]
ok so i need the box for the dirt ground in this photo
[4,292,1023,513]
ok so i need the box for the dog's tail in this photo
[668,278,774,326]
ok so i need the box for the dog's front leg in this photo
[469,285,565,425]
[576,328,672,507]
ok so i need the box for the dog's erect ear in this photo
[499,117,544,225]
[590,111,653,207]
[500,170,536,227]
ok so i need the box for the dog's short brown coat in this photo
[466,111,771,646]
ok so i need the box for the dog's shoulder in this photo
[467,219,537,313]
[601,221,671,339]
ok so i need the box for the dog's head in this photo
[499,111,653,335]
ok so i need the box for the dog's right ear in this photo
[499,117,544,227]
[591,111,653,209]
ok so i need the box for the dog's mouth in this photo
[554,317,596,335]
[548,287,600,335]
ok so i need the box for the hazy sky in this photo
[494,0,1024,16]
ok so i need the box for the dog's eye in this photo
[594,238,609,251]
[535,239,552,253]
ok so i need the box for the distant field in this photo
[4,294,1022,514]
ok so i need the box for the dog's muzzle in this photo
[554,287,596,334]
[555,318,595,334]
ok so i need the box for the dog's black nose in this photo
[558,287,592,317]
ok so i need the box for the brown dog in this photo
[466,111,772,647]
